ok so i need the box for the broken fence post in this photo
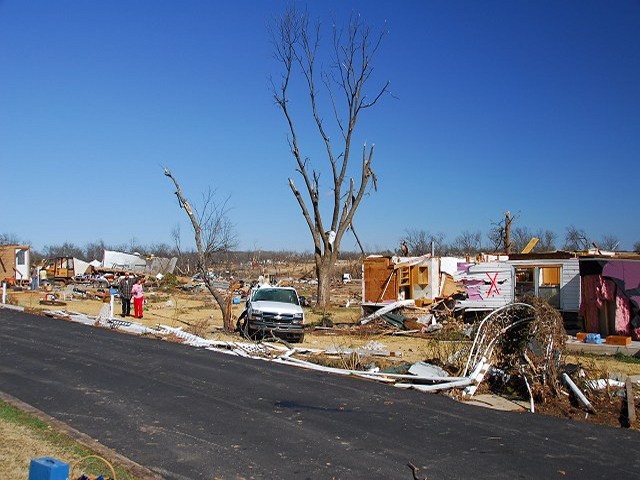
[626,377,636,426]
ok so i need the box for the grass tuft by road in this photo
[0,398,142,479]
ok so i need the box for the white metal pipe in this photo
[2,282,6,304]
[276,355,465,382]
[396,378,473,392]
[521,369,535,413]
[109,294,115,318]
[562,373,595,413]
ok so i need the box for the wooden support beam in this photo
[626,377,636,426]
[521,237,539,254]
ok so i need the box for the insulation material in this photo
[439,257,460,276]
[579,258,640,339]
[615,294,631,335]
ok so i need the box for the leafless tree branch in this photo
[272,7,389,307]
[163,167,237,331]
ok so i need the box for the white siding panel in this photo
[560,259,581,312]
[455,263,515,311]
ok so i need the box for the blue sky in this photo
[1,1,638,254]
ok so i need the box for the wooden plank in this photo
[626,377,636,425]
[521,237,539,254]
[605,335,632,346]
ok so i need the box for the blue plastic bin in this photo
[29,457,69,480]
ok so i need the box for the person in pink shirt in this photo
[131,277,145,319]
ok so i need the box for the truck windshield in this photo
[252,288,299,305]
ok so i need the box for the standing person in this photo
[30,265,39,290]
[118,272,135,317]
[131,277,145,319]
[38,265,47,287]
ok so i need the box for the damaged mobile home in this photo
[100,249,177,276]
[361,249,640,341]
[0,244,30,286]
[362,255,514,313]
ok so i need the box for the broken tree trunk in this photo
[164,168,234,332]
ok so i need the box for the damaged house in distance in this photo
[0,244,31,286]
[100,250,178,276]
[362,249,640,341]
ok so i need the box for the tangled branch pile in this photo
[464,297,566,402]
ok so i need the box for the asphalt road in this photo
[1,308,639,480]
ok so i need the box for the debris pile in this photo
[460,297,566,407]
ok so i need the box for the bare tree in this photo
[271,7,389,309]
[486,224,503,252]
[511,226,534,253]
[0,233,22,245]
[487,211,517,253]
[563,225,589,251]
[488,221,557,254]
[171,223,194,276]
[451,230,482,256]
[534,229,557,252]
[634,241,640,254]
[401,229,446,256]
[84,240,107,262]
[164,168,237,332]
[43,242,85,259]
[599,235,620,251]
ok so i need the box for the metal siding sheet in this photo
[455,263,514,310]
[561,259,581,312]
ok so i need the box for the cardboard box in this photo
[606,335,632,347]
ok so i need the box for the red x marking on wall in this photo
[486,272,500,297]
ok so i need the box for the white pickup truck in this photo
[245,286,305,342]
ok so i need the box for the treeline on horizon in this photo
[2,224,640,267]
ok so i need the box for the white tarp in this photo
[101,250,177,275]
[440,257,465,276]
[73,258,91,275]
